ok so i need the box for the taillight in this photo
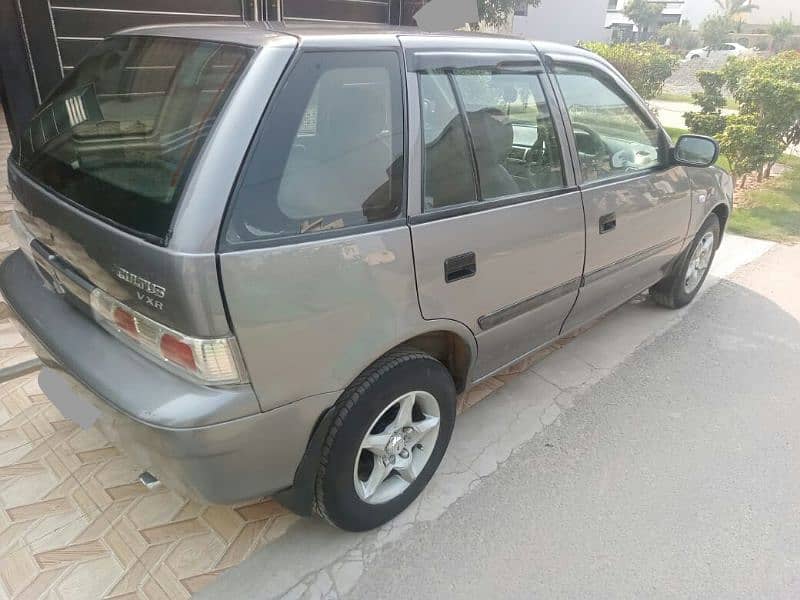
[113,307,138,337]
[160,334,197,372]
[90,288,247,385]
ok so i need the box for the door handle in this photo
[444,252,476,283]
[599,212,616,234]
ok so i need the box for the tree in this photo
[768,18,795,52]
[685,71,728,137]
[700,15,733,53]
[580,42,679,98]
[714,0,758,32]
[472,0,541,30]
[657,21,701,52]
[719,114,770,186]
[623,0,665,41]
[714,0,758,19]
[721,51,800,181]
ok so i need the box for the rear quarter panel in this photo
[220,227,477,412]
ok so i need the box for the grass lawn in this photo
[727,155,800,243]
[665,127,732,173]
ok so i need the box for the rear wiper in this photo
[299,218,345,234]
[73,120,151,138]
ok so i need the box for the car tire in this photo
[690,54,700,60]
[650,214,720,309]
[313,349,456,531]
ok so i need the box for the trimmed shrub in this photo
[685,71,728,137]
[719,51,800,183]
[580,42,679,99]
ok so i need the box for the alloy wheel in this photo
[684,231,715,294]
[353,391,441,504]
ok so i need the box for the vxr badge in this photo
[114,267,166,311]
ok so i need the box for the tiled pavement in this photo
[0,110,554,599]
[0,112,301,598]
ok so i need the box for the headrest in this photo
[468,108,513,164]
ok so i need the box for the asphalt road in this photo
[348,243,800,600]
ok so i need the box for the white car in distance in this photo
[685,42,752,60]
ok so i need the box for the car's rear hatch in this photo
[10,164,229,337]
[8,34,257,338]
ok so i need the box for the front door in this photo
[547,57,692,332]
[402,37,586,380]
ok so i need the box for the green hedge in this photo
[580,42,679,99]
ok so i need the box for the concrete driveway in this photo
[347,243,800,600]
[199,233,791,600]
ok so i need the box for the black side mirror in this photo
[673,134,719,167]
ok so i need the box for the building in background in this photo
[513,0,610,45]
[605,0,684,41]
[0,0,425,147]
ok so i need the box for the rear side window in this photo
[419,72,477,210]
[453,70,565,200]
[226,51,404,245]
[18,36,253,242]
[420,68,565,211]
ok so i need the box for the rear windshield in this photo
[17,36,254,242]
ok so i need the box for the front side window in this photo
[555,64,666,184]
[227,51,404,243]
[19,36,253,242]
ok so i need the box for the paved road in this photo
[201,235,794,600]
[650,100,737,131]
[349,243,800,600]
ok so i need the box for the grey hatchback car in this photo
[1,23,732,531]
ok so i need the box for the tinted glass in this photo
[227,52,404,243]
[453,70,565,199]
[18,36,253,241]
[555,65,666,184]
[419,72,477,211]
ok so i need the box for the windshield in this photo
[17,35,254,242]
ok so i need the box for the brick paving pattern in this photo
[0,111,305,599]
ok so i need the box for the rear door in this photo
[218,46,422,410]
[545,54,692,332]
[402,37,586,380]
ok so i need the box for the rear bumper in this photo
[0,250,336,503]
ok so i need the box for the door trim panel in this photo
[478,276,581,331]
[583,236,682,286]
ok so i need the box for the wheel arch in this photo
[342,320,478,396]
[392,329,474,394]
[277,324,474,517]
[711,202,729,248]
